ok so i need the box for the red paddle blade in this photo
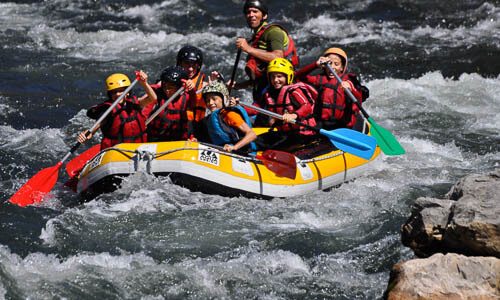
[65,144,100,177]
[9,162,62,207]
[258,150,297,180]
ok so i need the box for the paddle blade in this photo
[65,144,100,177]
[9,162,62,207]
[367,117,405,155]
[258,150,297,179]
[320,128,377,160]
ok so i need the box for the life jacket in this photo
[206,105,257,151]
[98,96,147,149]
[147,87,189,142]
[264,82,317,135]
[245,23,300,80]
[313,72,367,129]
[187,72,207,122]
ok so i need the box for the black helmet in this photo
[160,66,188,88]
[243,0,268,15]
[176,45,203,67]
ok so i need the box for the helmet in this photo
[201,80,229,106]
[176,45,203,67]
[160,66,188,88]
[322,47,348,67]
[243,0,268,15]
[105,73,131,91]
[267,58,294,85]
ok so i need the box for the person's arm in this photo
[236,26,287,63]
[137,70,157,107]
[282,89,313,123]
[225,122,257,152]
[295,61,319,82]
[87,102,109,119]
[341,79,363,101]
[222,112,257,152]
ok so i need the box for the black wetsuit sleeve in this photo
[87,102,111,120]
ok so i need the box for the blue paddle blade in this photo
[319,128,377,160]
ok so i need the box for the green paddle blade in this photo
[367,117,405,155]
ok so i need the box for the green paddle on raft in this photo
[323,63,405,155]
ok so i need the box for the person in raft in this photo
[199,80,257,153]
[140,66,194,142]
[77,71,156,149]
[254,57,320,152]
[295,47,369,130]
[231,0,299,126]
[175,45,209,136]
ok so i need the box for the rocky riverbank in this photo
[385,169,500,299]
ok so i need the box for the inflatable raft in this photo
[75,126,380,199]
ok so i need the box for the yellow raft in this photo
[76,127,380,199]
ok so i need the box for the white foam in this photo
[296,3,499,48]
[0,96,18,119]
[366,72,500,134]
[26,24,231,61]
[0,125,66,153]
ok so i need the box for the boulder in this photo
[385,253,500,300]
[401,169,500,257]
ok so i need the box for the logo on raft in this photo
[198,149,220,166]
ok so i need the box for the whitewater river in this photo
[1,1,499,299]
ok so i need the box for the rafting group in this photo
[8,0,405,207]
[76,0,371,157]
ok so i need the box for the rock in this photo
[444,170,500,257]
[385,253,500,300]
[401,197,455,257]
[401,169,500,258]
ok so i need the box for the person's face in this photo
[109,87,127,101]
[204,93,223,112]
[180,61,199,79]
[162,82,178,97]
[269,72,287,90]
[325,54,345,76]
[245,7,266,29]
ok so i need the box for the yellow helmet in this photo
[267,58,294,85]
[105,73,131,91]
[322,47,348,68]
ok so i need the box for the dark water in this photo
[1,1,499,299]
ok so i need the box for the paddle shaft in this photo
[323,63,370,118]
[323,63,405,155]
[62,79,139,164]
[239,102,317,131]
[145,86,185,125]
[239,102,376,157]
[228,49,242,95]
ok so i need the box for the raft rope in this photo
[85,144,346,168]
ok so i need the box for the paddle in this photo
[239,102,377,160]
[145,86,185,125]
[9,79,139,207]
[323,63,405,155]
[65,144,100,177]
[255,149,297,179]
[65,86,186,178]
[202,142,297,179]
[228,48,242,95]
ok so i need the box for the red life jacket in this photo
[245,23,300,80]
[313,73,362,129]
[264,82,317,135]
[187,72,207,122]
[98,96,147,149]
[147,87,190,142]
